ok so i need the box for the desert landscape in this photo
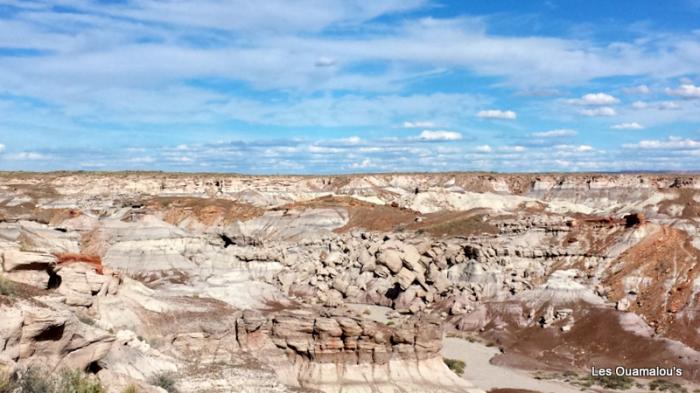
[0,171,698,393]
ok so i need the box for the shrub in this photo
[649,379,688,393]
[120,385,139,393]
[4,368,105,393]
[18,368,53,393]
[149,373,178,393]
[1,370,15,393]
[579,374,634,390]
[443,358,465,376]
[0,275,15,297]
[57,369,105,393]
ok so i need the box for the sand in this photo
[442,337,585,393]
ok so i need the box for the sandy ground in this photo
[442,338,587,393]
[346,303,392,323]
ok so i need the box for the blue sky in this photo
[0,0,700,173]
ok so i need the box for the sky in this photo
[0,0,700,173]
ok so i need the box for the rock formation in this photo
[1,172,699,392]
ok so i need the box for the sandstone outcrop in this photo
[2,171,700,390]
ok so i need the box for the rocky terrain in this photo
[0,171,699,393]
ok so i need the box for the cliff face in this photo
[1,172,699,392]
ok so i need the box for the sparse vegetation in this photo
[576,374,634,390]
[443,358,465,376]
[57,370,105,393]
[1,370,14,393]
[0,368,105,393]
[149,372,178,393]
[649,379,688,393]
[120,385,139,393]
[0,275,16,297]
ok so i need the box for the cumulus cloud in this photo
[623,136,700,150]
[351,158,373,169]
[580,107,617,117]
[531,129,577,138]
[416,130,462,141]
[2,1,700,173]
[403,121,436,128]
[623,85,651,94]
[474,145,493,153]
[631,100,682,111]
[337,136,363,144]
[569,93,619,106]
[631,101,648,109]
[658,101,681,110]
[498,145,526,152]
[666,84,700,98]
[554,144,594,152]
[476,110,517,120]
[611,122,644,130]
[0,144,5,153]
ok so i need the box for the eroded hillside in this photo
[0,172,698,393]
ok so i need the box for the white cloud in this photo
[474,144,493,153]
[623,85,651,94]
[403,121,436,128]
[580,107,616,117]
[351,158,373,169]
[476,109,517,120]
[337,136,363,144]
[611,122,644,130]
[554,144,594,152]
[569,93,619,106]
[658,101,681,110]
[631,100,683,111]
[531,128,577,138]
[666,84,700,98]
[416,130,462,141]
[498,145,526,152]
[308,145,343,153]
[631,101,648,109]
[623,136,700,150]
[126,156,156,163]
[3,152,50,160]
[0,144,5,153]
[214,93,484,127]
[315,56,337,67]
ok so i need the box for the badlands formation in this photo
[0,171,699,392]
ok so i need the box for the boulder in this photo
[395,268,416,290]
[376,250,403,274]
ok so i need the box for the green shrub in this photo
[3,368,105,393]
[18,368,53,393]
[649,379,688,393]
[149,373,178,393]
[0,275,15,297]
[57,369,105,393]
[578,374,634,390]
[443,358,465,376]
